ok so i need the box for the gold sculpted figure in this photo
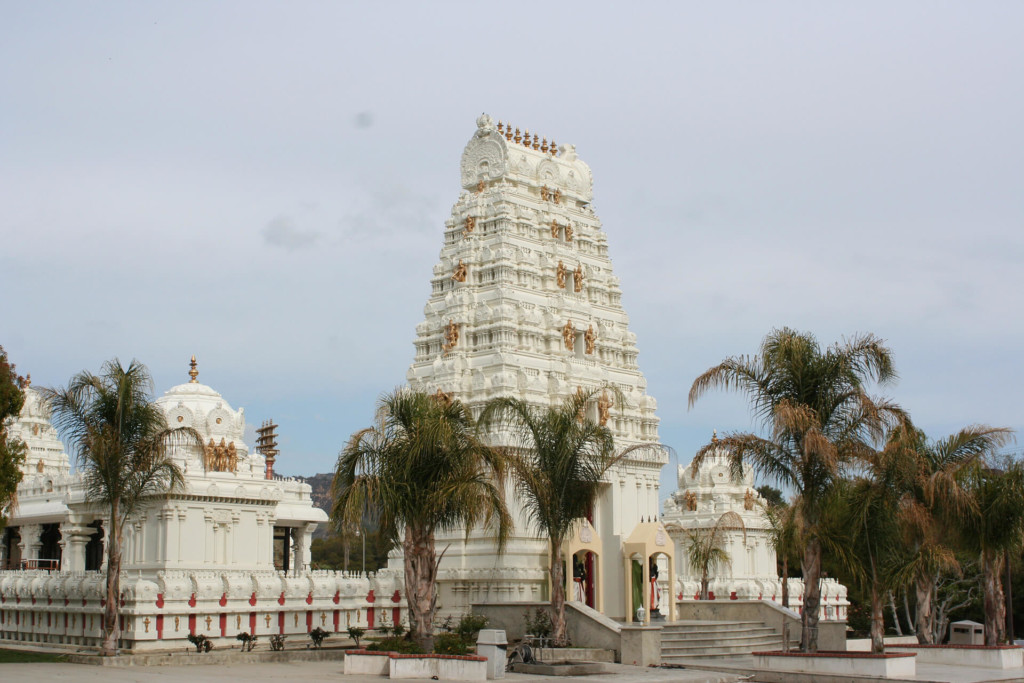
[574,264,584,292]
[553,188,562,204]
[562,320,575,351]
[585,325,596,354]
[556,260,567,289]
[597,390,612,426]
[540,186,550,201]
[443,319,459,352]
[551,220,559,238]
[477,179,485,193]
[432,388,453,407]
[463,215,476,237]
[744,489,755,511]
[452,259,467,282]
[684,491,698,511]
[565,223,574,242]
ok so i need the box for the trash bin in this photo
[949,620,984,645]
[477,629,508,679]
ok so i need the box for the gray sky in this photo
[2,2,1022,501]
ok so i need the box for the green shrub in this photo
[455,613,489,642]
[434,632,471,655]
[523,608,552,639]
[187,633,213,653]
[310,627,330,649]
[235,631,258,652]
[366,636,424,654]
[347,626,366,647]
[270,634,286,651]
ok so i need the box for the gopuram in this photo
[402,115,669,621]
[0,363,403,651]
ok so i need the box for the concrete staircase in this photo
[660,620,784,662]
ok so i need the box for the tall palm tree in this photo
[332,389,512,649]
[43,360,196,656]
[688,328,903,652]
[959,459,1024,645]
[478,389,650,647]
[890,425,1012,644]
[678,511,745,601]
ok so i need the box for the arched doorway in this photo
[562,518,602,611]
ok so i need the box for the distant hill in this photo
[292,472,333,512]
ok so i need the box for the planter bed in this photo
[753,650,916,679]
[532,647,615,663]
[344,649,487,681]
[888,644,1023,669]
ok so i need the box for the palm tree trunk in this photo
[915,574,935,644]
[101,504,121,656]
[403,525,438,650]
[887,591,903,636]
[800,538,822,653]
[780,557,789,608]
[982,549,1006,646]
[549,541,568,646]
[701,568,709,601]
[870,584,885,654]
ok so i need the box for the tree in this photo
[0,346,27,533]
[332,389,512,649]
[43,360,198,656]
[688,328,903,652]
[959,459,1024,645]
[678,511,745,601]
[478,389,650,646]
[762,498,798,608]
[890,425,1011,644]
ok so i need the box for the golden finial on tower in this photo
[712,429,718,443]
[497,121,504,135]
[514,127,522,144]
[189,355,199,383]
[506,124,513,141]
[541,137,548,153]
[549,139,557,156]
[24,373,31,388]
[523,129,530,146]
[532,133,540,150]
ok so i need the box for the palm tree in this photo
[890,425,1012,644]
[43,360,197,656]
[332,389,512,649]
[688,328,903,652]
[478,389,650,647]
[762,499,798,608]
[959,459,1024,645]
[678,511,745,601]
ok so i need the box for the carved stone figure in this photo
[443,319,460,351]
[562,320,576,351]
[565,223,574,242]
[585,325,596,354]
[556,261,567,289]
[553,188,562,204]
[477,179,485,193]
[540,186,550,201]
[744,489,755,511]
[463,215,476,237]
[684,490,698,511]
[598,390,612,426]
[574,264,584,292]
[452,259,468,283]
[550,220,559,239]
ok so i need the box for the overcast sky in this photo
[2,2,1022,502]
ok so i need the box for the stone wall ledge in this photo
[753,650,916,679]
[888,644,1023,669]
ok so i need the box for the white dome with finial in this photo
[154,356,256,475]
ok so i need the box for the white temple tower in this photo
[404,115,666,619]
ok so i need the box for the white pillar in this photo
[19,524,43,564]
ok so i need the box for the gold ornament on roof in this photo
[597,389,612,426]
[574,264,584,292]
[452,259,468,282]
[556,260,567,289]
[523,129,530,145]
[541,137,548,153]
[549,139,557,156]
[684,490,698,511]
[712,429,718,444]
[585,324,596,354]
[24,373,31,388]
[506,125,514,141]
[562,320,576,351]
[532,133,540,150]
[514,128,522,144]
[189,356,199,383]
[497,121,505,135]
[443,319,460,352]
[204,438,238,473]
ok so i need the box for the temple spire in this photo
[189,355,199,383]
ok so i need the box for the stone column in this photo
[291,525,306,576]
[18,524,43,565]
[59,522,93,573]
